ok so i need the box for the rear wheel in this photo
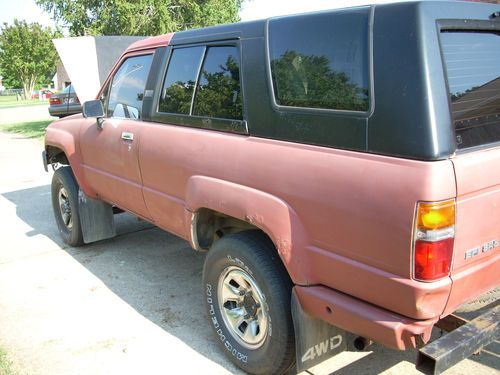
[202,230,295,375]
[51,166,84,246]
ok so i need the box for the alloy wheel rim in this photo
[217,266,269,349]
[58,187,73,229]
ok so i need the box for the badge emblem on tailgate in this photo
[465,240,499,260]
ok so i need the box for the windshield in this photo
[440,30,500,149]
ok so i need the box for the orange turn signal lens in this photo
[416,200,455,230]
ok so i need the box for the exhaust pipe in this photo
[354,336,373,351]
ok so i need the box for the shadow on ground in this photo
[2,185,499,375]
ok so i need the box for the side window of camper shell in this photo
[268,9,370,112]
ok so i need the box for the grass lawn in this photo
[2,120,52,140]
[0,346,16,375]
[0,95,49,108]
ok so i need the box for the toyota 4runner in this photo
[43,1,499,374]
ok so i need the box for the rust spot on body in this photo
[245,213,264,225]
[277,237,291,255]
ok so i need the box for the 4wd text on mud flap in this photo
[301,335,343,363]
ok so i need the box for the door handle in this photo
[121,132,134,141]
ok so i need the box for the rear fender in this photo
[184,175,310,284]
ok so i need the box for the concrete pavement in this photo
[0,131,241,375]
[0,126,498,374]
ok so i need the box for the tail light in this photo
[50,97,61,105]
[413,199,455,281]
[75,97,80,104]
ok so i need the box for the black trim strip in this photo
[151,113,248,134]
[150,40,248,135]
[142,47,166,122]
[170,31,241,46]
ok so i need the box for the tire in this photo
[202,230,295,375]
[51,166,84,246]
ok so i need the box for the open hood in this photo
[53,36,145,103]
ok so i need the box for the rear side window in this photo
[440,31,500,149]
[268,9,370,112]
[159,45,242,120]
[107,54,153,119]
[159,47,205,115]
[193,46,242,120]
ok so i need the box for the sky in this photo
[0,0,55,28]
[240,0,416,20]
[0,0,419,30]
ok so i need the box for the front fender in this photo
[44,122,96,198]
[185,175,311,285]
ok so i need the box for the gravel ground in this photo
[0,108,498,375]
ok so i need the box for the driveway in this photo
[0,129,497,375]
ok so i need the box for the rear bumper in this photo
[294,285,438,350]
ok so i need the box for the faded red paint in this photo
[294,286,437,350]
[126,33,174,52]
[443,148,500,316]
[43,28,499,352]
[46,116,466,322]
[136,120,457,319]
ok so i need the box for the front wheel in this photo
[51,166,84,246]
[202,231,295,375]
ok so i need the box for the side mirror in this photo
[83,99,104,118]
[83,99,105,129]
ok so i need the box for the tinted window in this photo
[193,46,242,120]
[159,47,205,114]
[268,10,369,112]
[440,31,500,149]
[107,54,153,119]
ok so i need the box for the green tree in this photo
[161,81,196,114]
[160,55,242,119]
[36,0,243,36]
[0,20,60,97]
[193,55,242,119]
[0,73,21,90]
[0,66,19,89]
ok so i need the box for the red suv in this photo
[43,2,499,374]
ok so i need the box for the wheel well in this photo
[46,146,69,166]
[193,208,265,251]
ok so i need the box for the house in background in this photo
[52,62,71,91]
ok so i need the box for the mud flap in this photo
[78,190,116,243]
[291,289,346,373]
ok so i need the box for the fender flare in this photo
[185,175,311,285]
[45,127,97,198]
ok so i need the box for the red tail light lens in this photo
[50,98,61,105]
[75,97,80,104]
[413,200,455,282]
[414,238,454,281]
